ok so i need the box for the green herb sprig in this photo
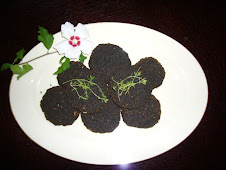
[112,69,147,101]
[63,75,108,103]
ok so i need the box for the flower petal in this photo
[80,39,94,55]
[65,46,81,59]
[74,23,90,39]
[64,22,74,30]
[54,40,70,54]
[61,22,75,40]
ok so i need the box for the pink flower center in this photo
[69,36,81,47]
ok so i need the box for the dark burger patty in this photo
[81,99,120,133]
[65,69,109,113]
[121,95,161,128]
[41,86,79,126]
[57,61,88,87]
[89,44,131,79]
[133,57,165,89]
[109,67,152,109]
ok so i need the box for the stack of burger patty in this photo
[41,44,165,133]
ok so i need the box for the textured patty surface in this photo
[57,61,88,87]
[121,95,161,128]
[41,86,79,126]
[65,69,109,113]
[81,99,121,133]
[109,67,152,109]
[89,44,131,80]
[133,57,165,89]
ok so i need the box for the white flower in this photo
[54,22,94,59]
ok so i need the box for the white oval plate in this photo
[9,22,208,165]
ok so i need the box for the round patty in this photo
[40,86,79,126]
[64,69,109,113]
[57,61,88,87]
[133,57,165,89]
[121,95,161,128]
[81,99,121,133]
[89,44,131,80]
[109,67,152,109]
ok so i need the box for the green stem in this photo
[18,51,57,65]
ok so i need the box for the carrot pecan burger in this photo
[41,86,79,126]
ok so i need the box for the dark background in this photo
[0,1,224,169]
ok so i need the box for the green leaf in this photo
[89,75,95,81]
[38,26,54,50]
[137,71,141,76]
[142,79,147,85]
[54,57,70,75]
[112,86,117,91]
[1,63,11,71]
[13,49,26,64]
[1,49,26,71]
[10,64,33,80]
[79,53,87,63]
[59,56,66,63]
